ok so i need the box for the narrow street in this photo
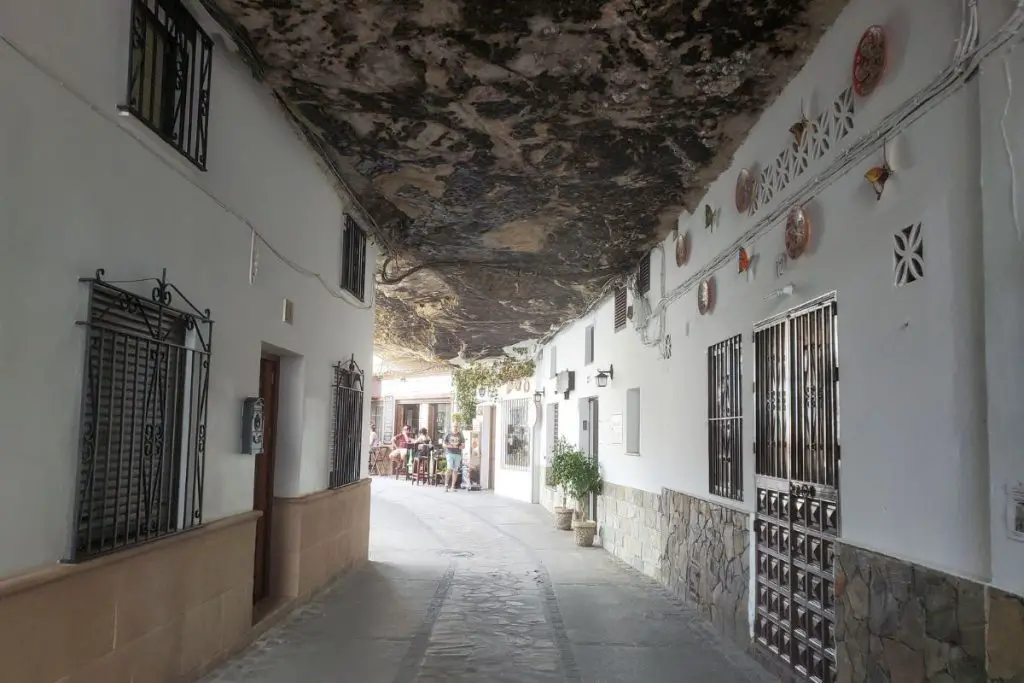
[201,479,776,683]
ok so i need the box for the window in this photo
[370,399,384,439]
[429,402,452,442]
[341,215,368,301]
[381,396,395,442]
[626,388,641,454]
[638,252,651,295]
[549,345,558,378]
[502,398,530,470]
[614,287,627,331]
[329,356,364,489]
[551,403,559,443]
[124,0,213,170]
[708,335,743,500]
[73,273,212,561]
[584,324,595,365]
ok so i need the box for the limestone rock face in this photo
[201,0,847,359]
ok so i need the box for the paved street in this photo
[201,479,776,683]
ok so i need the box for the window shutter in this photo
[638,252,651,295]
[614,288,627,331]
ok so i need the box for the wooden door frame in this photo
[253,354,280,606]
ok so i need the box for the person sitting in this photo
[414,428,432,460]
[389,425,414,475]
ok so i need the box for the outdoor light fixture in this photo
[533,390,544,405]
[595,366,614,388]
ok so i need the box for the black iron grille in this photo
[124,0,213,170]
[341,215,367,301]
[614,287,627,331]
[329,356,364,488]
[73,270,212,561]
[502,398,530,470]
[753,296,840,683]
[708,334,743,501]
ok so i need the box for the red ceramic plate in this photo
[735,169,754,214]
[853,25,886,97]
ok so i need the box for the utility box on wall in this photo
[241,397,265,455]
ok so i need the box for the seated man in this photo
[389,425,414,474]
[414,428,432,460]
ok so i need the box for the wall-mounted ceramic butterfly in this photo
[789,117,809,147]
[738,247,752,274]
[864,163,891,200]
[704,204,721,232]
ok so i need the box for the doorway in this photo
[397,403,419,433]
[579,397,599,520]
[486,406,496,490]
[753,296,840,681]
[253,355,280,605]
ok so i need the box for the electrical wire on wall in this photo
[623,0,1023,347]
[0,29,376,311]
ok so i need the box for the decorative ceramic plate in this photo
[785,207,812,260]
[675,230,691,267]
[697,278,714,315]
[853,26,886,97]
[735,169,754,214]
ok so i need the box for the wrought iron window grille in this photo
[122,0,213,170]
[707,334,744,501]
[71,269,213,562]
[502,398,530,470]
[341,215,367,302]
[329,355,364,489]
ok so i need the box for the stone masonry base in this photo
[596,482,663,580]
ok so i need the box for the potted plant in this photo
[560,446,603,547]
[549,437,579,531]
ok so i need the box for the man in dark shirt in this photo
[443,421,464,492]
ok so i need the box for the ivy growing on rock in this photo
[452,354,535,425]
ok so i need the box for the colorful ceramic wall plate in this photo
[785,207,812,260]
[675,230,691,267]
[735,168,754,214]
[697,278,714,315]
[853,25,887,97]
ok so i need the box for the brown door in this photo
[486,406,496,490]
[253,356,279,604]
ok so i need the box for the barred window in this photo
[502,398,530,470]
[614,287,627,331]
[341,215,367,301]
[123,0,213,170]
[73,272,212,561]
[708,334,743,500]
[329,357,364,488]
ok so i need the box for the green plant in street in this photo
[549,436,602,519]
[452,353,534,425]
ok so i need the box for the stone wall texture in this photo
[660,489,751,648]
[596,482,662,580]
[836,543,1024,683]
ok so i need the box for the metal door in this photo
[753,296,840,683]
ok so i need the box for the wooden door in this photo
[253,356,279,604]
[486,406,496,489]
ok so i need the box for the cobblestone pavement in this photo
[201,479,778,683]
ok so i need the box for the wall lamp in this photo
[595,366,614,388]
[533,390,544,405]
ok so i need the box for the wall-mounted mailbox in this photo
[241,397,265,455]
[556,370,575,399]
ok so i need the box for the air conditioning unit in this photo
[476,387,488,400]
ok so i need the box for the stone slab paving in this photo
[200,479,778,683]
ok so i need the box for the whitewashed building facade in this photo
[527,0,1024,680]
[0,0,376,680]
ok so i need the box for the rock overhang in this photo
[200,0,848,361]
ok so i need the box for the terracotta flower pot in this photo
[554,507,574,531]
[573,520,597,547]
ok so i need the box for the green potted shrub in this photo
[560,446,603,547]
[548,437,579,531]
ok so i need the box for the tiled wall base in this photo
[836,544,1024,683]
[596,482,663,580]
[0,511,259,683]
[271,478,371,600]
[660,489,751,648]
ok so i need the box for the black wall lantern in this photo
[595,366,614,388]
[533,390,544,405]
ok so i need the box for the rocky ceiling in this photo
[202,0,847,362]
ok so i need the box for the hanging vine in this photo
[452,355,535,425]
